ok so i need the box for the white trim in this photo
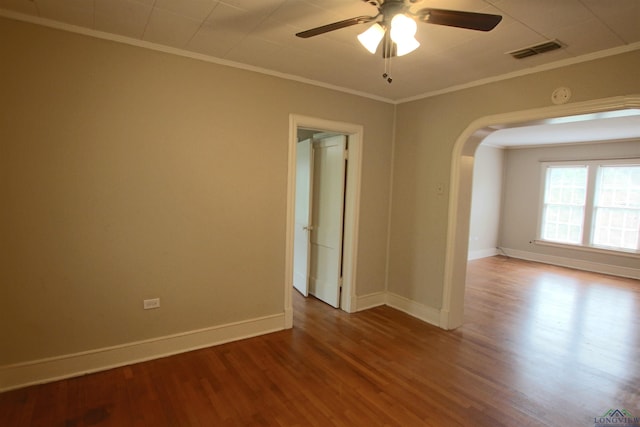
[0,313,286,392]
[354,292,387,311]
[355,291,443,326]
[0,9,394,105]
[286,115,363,317]
[538,153,640,163]
[444,95,640,330]
[533,239,640,259]
[503,136,640,150]
[501,247,640,280]
[355,291,443,327]
[468,248,500,260]
[285,117,298,329]
[386,293,441,327]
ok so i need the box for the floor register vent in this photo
[507,40,564,59]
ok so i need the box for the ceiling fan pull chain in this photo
[382,56,392,84]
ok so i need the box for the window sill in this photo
[533,240,640,259]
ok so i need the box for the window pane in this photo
[569,225,582,242]
[595,166,640,208]
[593,207,640,250]
[541,166,587,245]
[542,205,584,244]
[545,167,588,205]
[549,188,562,204]
[592,165,640,250]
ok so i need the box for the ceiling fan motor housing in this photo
[380,0,411,25]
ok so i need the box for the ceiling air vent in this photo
[507,40,564,59]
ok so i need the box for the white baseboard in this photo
[355,292,442,327]
[353,291,387,311]
[0,313,286,392]
[468,248,500,260]
[386,292,441,327]
[501,248,640,279]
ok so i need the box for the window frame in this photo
[537,158,640,256]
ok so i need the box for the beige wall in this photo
[0,17,394,365]
[469,144,504,259]
[2,14,639,372]
[389,50,640,310]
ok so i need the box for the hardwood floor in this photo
[1,256,639,426]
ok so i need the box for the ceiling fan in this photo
[296,0,502,60]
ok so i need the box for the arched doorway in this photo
[441,95,640,330]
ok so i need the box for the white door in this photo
[293,138,313,296]
[309,135,347,308]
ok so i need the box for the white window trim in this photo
[537,158,640,255]
[533,239,640,259]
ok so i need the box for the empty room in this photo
[1,0,639,425]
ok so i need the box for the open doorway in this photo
[442,95,640,330]
[293,131,348,308]
[284,115,363,328]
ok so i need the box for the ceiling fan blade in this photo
[295,16,376,38]
[417,8,502,32]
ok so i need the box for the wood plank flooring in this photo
[1,256,639,426]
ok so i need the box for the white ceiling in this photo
[1,0,639,102]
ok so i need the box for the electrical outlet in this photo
[143,298,160,310]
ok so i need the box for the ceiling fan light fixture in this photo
[390,14,417,43]
[395,37,420,56]
[295,4,503,78]
[357,23,385,54]
[389,13,419,56]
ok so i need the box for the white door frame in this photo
[441,94,640,330]
[285,115,363,327]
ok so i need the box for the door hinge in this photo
[339,277,343,288]
[343,149,348,160]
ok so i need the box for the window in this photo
[539,160,640,253]
[541,166,587,244]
